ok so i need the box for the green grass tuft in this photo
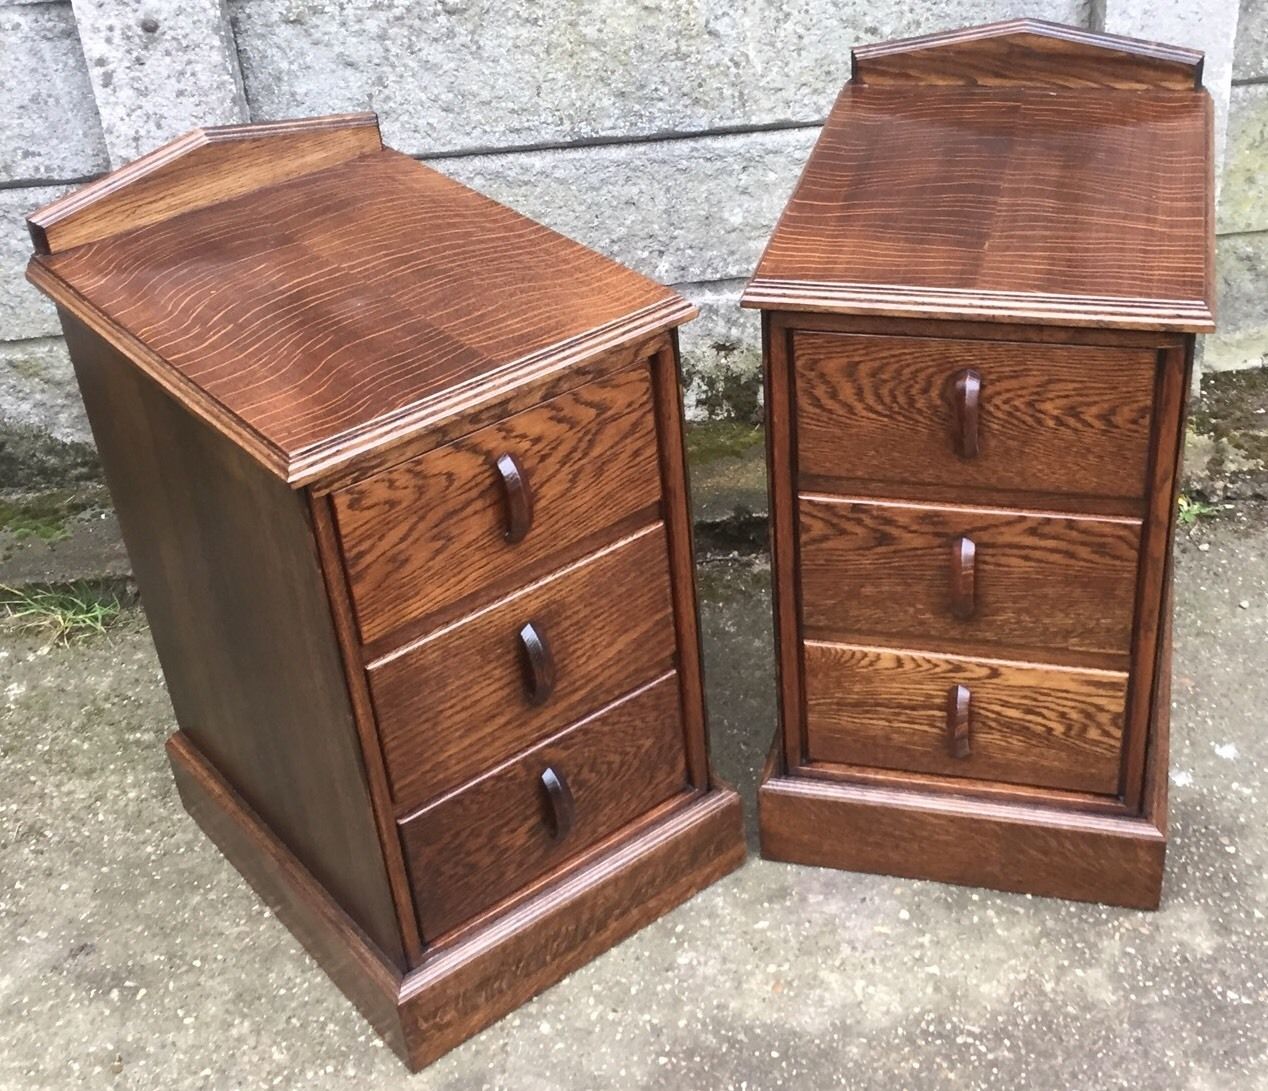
[1,582,122,645]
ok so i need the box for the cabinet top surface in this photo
[28,127,691,485]
[742,22,1215,333]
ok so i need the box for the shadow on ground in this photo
[1,505,1267,1089]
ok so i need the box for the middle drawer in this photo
[368,523,678,814]
[799,496,1142,667]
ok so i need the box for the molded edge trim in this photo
[851,18,1204,88]
[739,279,1216,333]
[168,727,744,1071]
[27,113,383,255]
[25,258,696,488]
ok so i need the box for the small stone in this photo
[1239,600,1250,609]
[140,17,159,33]
[110,1054,123,1075]
[1198,542,1211,552]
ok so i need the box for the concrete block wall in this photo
[0,0,1254,488]
[1206,0,1268,372]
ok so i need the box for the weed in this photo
[1177,494,1218,527]
[0,582,122,645]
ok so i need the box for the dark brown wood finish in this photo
[369,525,677,813]
[61,313,407,966]
[400,674,691,939]
[742,28,1213,331]
[794,333,1158,512]
[334,365,662,646]
[749,21,1212,907]
[28,113,383,255]
[169,727,744,1071]
[852,19,1203,89]
[29,148,694,485]
[804,642,1127,794]
[310,492,426,963]
[763,314,808,774]
[798,496,1142,667]
[649,334,715,789]
[758,772,1166,909]
[30,119,741,1070]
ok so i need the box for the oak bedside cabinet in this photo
[743,21,1214,909]
[26,113,743,1069]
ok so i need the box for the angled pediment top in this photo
[27,113,383,255]
[851,18,1204,91]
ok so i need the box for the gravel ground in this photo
[1,509,1266,1090]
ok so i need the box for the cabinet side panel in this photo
[60,312,405,968]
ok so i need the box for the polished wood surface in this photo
[310,494,424,962]
[804,642,1127,794]
[170,724,744,1072]
[167,732,411,1055]
[28,147,693,485]
[742,23,1213,331]
[400,674,690,939]
[794,332,1158,512]
[64,314,406,965]
[369,526,677,813]
[28,113,382,255]
[33,117,740,1068]
[750,22,1207,907]
[852,19,1203,89]
[335,365,662,645]
[799,496,1141,667]
[397,786,744,1070]
[758,766,1165,909]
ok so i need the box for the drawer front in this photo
[794,333,1157,509]
[369,525,677,813]
[334,365,662,645]
[804,643,1127,795]
[799,497,1141,666]
[399,673,689,940]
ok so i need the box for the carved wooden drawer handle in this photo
[494,452,534,543]
[540,766,575,842]
[952,369,981,459]
[950,535,977,620]
[517,621,555,705]
[946,684,972,758]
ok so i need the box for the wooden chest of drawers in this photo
[26,113,743,1069]
[743,20,1215,909]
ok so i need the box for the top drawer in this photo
[794,333,1157,511]
[334,365,663,645]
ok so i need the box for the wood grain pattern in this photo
[799,496,1141,666]
[648,335,713,789]
[335,365,662,646]
[37,116,738,1067]
[763,316,808,773]
[758,768,1165,909]
[27,113,383,255]
[399,673,689,940]
[397,785,744,1069]
[852,19,1203,89]
[29,146,693,484]
[62,314,406,966]
[741,85,1213,330]
[804,642,1127,795]
[795,332,1157,511]
[170,721,744,1072]
[369,525,677,813]
[1119,342,1192,808]
[751,24,1201,907]
[309,495,425,964]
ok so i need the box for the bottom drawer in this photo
[804,643,1127,795]
[400,672,689,939]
